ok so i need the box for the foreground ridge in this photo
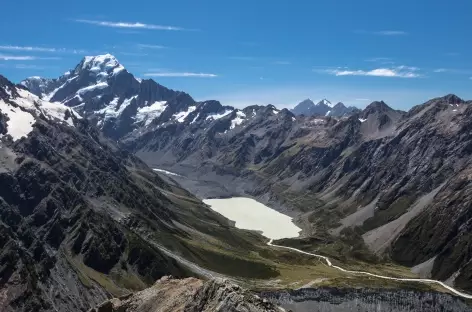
[268,240,472,299]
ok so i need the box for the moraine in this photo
[203,197,301,240]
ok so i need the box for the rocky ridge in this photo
[0,75,279,312]
[89,276,283,312]
[19,55,472,293]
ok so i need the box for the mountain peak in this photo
[299,98,315,106]
[333,102,346,109]
[316,99,332,107]
[364,101,392,113]
[78,54,124,76]
[439,94,464,104]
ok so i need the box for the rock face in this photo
[20,56,472,293]
[89,276,283,312]
[262,288,472,312]
[0,76,278,312]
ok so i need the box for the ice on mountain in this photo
[174,106,197,122]
[77,82,109,95]
[96,95,138,121]
[230,111,246,129]
[1,86,80,141]
[206,110,232,120]
[135,101,167,126]
[0,99,35,141]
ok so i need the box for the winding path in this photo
[268,239,472,299]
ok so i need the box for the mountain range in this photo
[3,53,472,310]
[290,98,361,117]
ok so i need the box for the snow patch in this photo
[135,101,167,126]
[325,110,331,116]
[230,111,246,129]
[153,168,182,177]
[174,106,196,123]
[206,109,233,121]
[96,95,137,120]
[0,99,36,141]
[77,82,108,95]
[359,118,367,123]
[0,88,80,141]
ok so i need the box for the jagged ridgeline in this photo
[0,75,279,312]
[7,52,472,311]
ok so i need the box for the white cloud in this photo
[323,66,420,78]
[144,72,217,78]
[15,64,47,69]
[229,56,256,61]
[74,19,185,31]
[118,52,149,56]
[273,61,291,65]
[433,68,472,75]
[0,45,87,54]
[374,30,407,36]
[0,45,56,52]
[137,44,166,49]
[0,54,36,60]
[355,30,407,36]
[0,54,61,61]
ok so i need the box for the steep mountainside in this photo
[20,56,472,293]
[0,76,282,312]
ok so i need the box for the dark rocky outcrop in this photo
[89,276,282,312]
[262,288,472,312]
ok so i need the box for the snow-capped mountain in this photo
[21,54,261,140]
[291,98,360,117]
[0,75,80,141]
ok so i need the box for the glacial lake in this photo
[203,197,301,240]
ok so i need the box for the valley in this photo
[2,53,472,311]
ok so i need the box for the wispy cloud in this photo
[14,64,53,70]
[0,45,87,54]
[433,68,472,75]
[0,54,36,60]
[137,44,166,49]
[355,30,408,36]
[118,52,149,56]
[273,61,291,65]
[229,56,256,61]
[0,54,61,61]
[375,30,407,36]
[365,57,395,65]
[144,72,217,78]
[74,19,186,31]
[446,52,460,57]
[320,66,420,78]
[355,98,371,101]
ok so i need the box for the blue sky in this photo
[0,0,471,109]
